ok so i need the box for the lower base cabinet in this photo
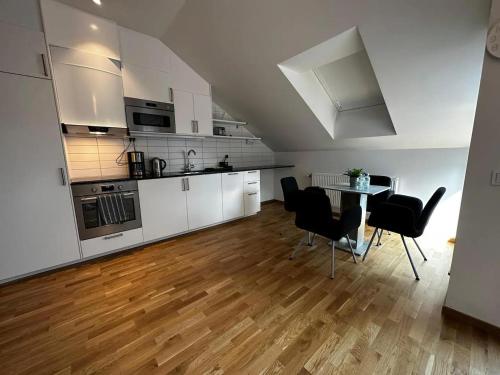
[186,174,223,229]
[244,190,261,216]
[80,228,144,258]
[139,177,189,242]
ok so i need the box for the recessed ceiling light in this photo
[90,23,99,31]
[92,0,102,5]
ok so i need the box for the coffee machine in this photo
[127,151,145,179]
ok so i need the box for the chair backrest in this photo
[367,175,393,212]
[338,206,362,237]
[295,190,333,233]
[280,177,299,212]
[370,175,392,187]
[416,187,446,233]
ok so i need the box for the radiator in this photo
[311,173,348,210]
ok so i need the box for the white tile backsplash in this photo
[65,134,274,180]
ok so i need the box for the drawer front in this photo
[81,228,144,258]
[244,180,260,193]
[244,170,260,182]
[244,191,261,216]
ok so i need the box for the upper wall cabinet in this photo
[119,27,172,102]
[0,21,50,79]
[40,0,121,60]
[171,52,210,96]
[0,0,43,31]
[119,27,170,72]
[51,46,126,128]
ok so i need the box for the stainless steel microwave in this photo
[125,97,175,134]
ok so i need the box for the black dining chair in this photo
[367,175,394,246]
[363,187,446,280]
[292,190,362,278]
[280,176,326,212]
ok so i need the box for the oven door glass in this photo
[126,106,176,133]
[75,192,142,240]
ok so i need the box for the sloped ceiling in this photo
[162,0,490,151]
[58,0,490,151]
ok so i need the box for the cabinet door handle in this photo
[104,233,123,240]
[186,178,190,191]
[247,171,257,174]
[228,172,238,175]
[247,182,258,184]
[248,192,257,196]
[41,53,49,77]
[59,168,67,186]
[169,87,174,102]
[195,121,199,133]
[181,178,186,191]
[191,120,196,133]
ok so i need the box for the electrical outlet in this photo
[491,170,500,185]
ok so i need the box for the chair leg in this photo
[376,229,383,246]
[412,238,428,261]
[345,234,357,263]
[401,235,420,280]
[307,232,316,246]
[290,232,308,259]
[362,229,378,262]
[330,240,335,279]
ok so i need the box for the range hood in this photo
[62,124,128,138]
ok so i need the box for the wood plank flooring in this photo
[0,202,499,374]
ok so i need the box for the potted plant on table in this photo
[344,168,365,188]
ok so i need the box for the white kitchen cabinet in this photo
[50,46,126,128]
[222,172,245,220]
[186,174,223,230]
[173,89,196,134]
[138,178,189,242]
[0,0,43,31]
[119,27,170,72]
[0,22,50,79]
[193,94,213,136]
[173,89,213,136]
[244,171,261,216]
[0,72,81,281]
[122,64,172,103]
[40,0,121,60]
[80,228,144,258]
[244,190,261,216]
[171,52,210,96]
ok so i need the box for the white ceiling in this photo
[57,0,491,151]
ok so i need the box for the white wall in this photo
[446,1,500,328]
[274,148,469,245]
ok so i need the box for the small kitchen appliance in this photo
[151,157,167,177]
[127,151,145,179]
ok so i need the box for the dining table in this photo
[320,184,391,256]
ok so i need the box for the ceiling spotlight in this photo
[90,23,99,31]
[92,0,102,5]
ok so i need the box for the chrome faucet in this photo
[184,149,197,172]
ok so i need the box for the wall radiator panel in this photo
[311,173,348,211]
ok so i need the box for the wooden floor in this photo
[0,202,499,374]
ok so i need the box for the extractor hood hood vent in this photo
[62,124,128,138]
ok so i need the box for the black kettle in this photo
[151,158,167,177]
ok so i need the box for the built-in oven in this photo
[125,97,175,134]
[72,180,142,241]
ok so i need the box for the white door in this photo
[0,73,80,281]
[0,22,50,79]
[222,172,244,220]
[122,64,171,103]
[138,178,188,242]
[173,89,195,134]
[193,93,213,136]
[50,46,126,128]
[186,174,223,230]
